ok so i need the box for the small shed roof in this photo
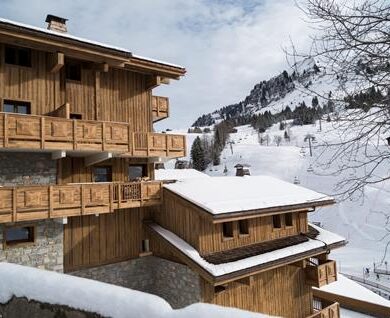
[164,176,334,216]
[155,169,210,181]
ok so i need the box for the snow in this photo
[0,18,183,69]
[150,223,345,277]
[0,263,273,318]
[316,274,390,307]
[340,309,375,318]
[164,175,334,215]
[155,169,210,181]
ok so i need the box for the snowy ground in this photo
[171,121,390,290]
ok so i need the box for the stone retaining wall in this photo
[71,256,201,308]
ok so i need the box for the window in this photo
[5,46,32,67]
[128,165,147,181]
[238,219,249,235]
[214,285,227,294]
[66,62,81,81]
[222,222,234,239]
[93,166,112,182]
[70,113,82,120]
[3,100,31,114]
[272,215,282,229]
[5,226,35,246]
[141,239,150,253]
[285,213,293,227]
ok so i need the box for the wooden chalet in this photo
[0,14,347,318]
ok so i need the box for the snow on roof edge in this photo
[155,169,210,181]
[0,263,274,318]
[0,17,184,70]
[149,223,346,277]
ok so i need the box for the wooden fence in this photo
[0,181,162,224]
[0,112,185,158]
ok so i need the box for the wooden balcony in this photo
[305,258,337,288]
[0,181,162,224]
[152,95,169,122]
[307,302,340,318]
[0,112,185,158]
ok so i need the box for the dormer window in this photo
[5,46,32,67]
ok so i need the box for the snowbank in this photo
[0,263,273,318]
[164,175,334,215]
[155,169,210,181]
[150,223,345,277]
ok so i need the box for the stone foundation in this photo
[0,152,56,186]
[0,219,64,272]
[71,256,201,308]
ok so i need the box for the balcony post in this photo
[40,116,45,149]
[80,185,85,215]
[48,186,53,218]
[73,120,77,150]
[3,113,8,148]
[12,187,17,222]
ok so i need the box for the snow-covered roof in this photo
[164,176,334,215]
[0,263,273,318]
[0,17,184,69]
[155,169,210,181]
[149,223,345,278]
[316,274,390,308]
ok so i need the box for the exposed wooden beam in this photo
[160,77,170,85]
[47,52,64,73]
[96,62,109,73]
[146,75,161,90]
[85,152,112,166]
[51,150,66,160]
[236,276,254,286]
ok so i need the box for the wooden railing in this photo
[307,302,340,318]
[0,181,162,224]
[0,112,185,158]
[305,258,337,288]
[152,95,169,122]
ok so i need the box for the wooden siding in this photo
[156,189,309,255]
[201,265,313,318]
[0,112,186,158]
[0,181,162,224]
[64,208,152,272]
[0,44,158,131]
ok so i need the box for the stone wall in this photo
[0,296,102,318]
[0,220,64,272]
[71,256,201,308]
[0,152,56,186]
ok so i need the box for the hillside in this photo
[192,59,340,128]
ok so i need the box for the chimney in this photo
[45,14,68,33]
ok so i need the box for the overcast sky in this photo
[1,0,312,129]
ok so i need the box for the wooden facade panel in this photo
[0,44,153,129]
[201,265,313,318]
[64,208,144,271]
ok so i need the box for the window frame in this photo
[2,99,31,114]
[128,164,148,181]
[93,166,113,183]
[3,225,36,248]
[238,219,250,237]
[285,212,294,227]
[4,45,32,68]
[272,214,282,229]
[222,222,234,240]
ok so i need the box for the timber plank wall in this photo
[0,44,152,131]
[156,189,309,255]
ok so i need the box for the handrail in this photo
[0,112,185,158]
[0,181,163,224]
[307,302,340,318]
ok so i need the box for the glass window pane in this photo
[5,227,33,243]
[5,46,17,65]
[129,165,144,180]
[3,103,15,113]
[17,105,28,114]
[18,48,31,67]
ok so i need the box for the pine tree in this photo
[191,137,206,171]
